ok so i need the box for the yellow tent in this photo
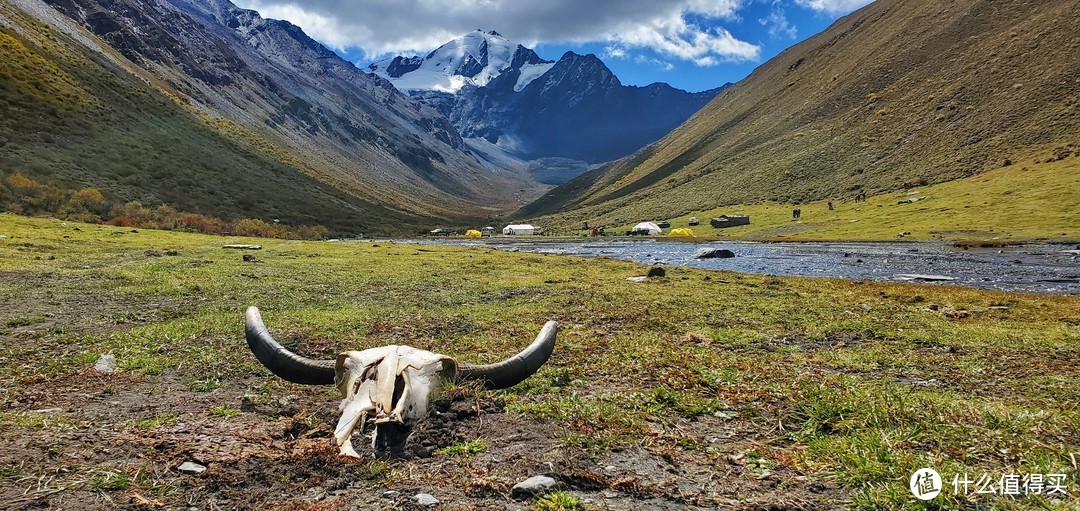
[465,229,482,238]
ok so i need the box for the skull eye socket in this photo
[391,374,405,409]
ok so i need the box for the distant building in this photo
[503,224,541,235]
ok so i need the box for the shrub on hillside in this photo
[0,171,331,240]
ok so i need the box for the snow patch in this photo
[367,30,553,94]
[515,62,555,92]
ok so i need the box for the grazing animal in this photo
[244,306,558,457]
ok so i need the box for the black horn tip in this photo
[245,306,336,385]
[458,320,558,389]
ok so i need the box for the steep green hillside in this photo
[522,0,1080,231]
[0,3,431,235]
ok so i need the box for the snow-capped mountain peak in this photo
[367,30,553,93]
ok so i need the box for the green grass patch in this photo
[434,439,486,457]
[134,412,178,430]
[534,491,582,511]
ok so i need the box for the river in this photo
[386,238,1080,295]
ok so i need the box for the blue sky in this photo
[232,0,873,93]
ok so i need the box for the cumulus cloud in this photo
[232,0,760,65]
[793,0,873,16]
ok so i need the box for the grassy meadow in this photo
[0,213,1077,510]
[549,157,1079,242]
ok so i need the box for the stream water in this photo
[389,238,1080,295]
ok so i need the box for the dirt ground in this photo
[0,360,846,510]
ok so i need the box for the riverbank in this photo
[1,213,1077,509]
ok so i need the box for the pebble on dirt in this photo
[177,461,207,474]
[413,493,439,506]
[94,354,116,374]
[511,475,558,499]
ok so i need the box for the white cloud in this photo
[232,0,760,65]
[759,5,796,40]
[793,0,873,16]
[634,55,675,71]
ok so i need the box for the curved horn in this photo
[245,306,336,385]
[457,321,558,389]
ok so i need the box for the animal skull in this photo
[332,345,456,457]
[244,306,558,457]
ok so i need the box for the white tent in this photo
[503,224,540,235]
[632,222,662,235]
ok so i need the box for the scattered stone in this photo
[73,227,80,231]
[177,461,206,474]
[382,490,400,499]
[130,229,139,233]
[694,247,735,259]
[31,408,62,414]
[145,249,163,257]
[647,266,666,277]
[860,303,872,312]
[0,235,6,239]
[242,254,261,263]
[223,244,261,250]
[512,475,558,499]
[626,276,648,283]
[94,354,116,374]
[413,493,439,506]
[164,250,179,256]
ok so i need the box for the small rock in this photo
[164,250,179,256]
[223,244,262,250]
[413,493,439,506]
[626,276,648,283]
[511,475,558,499]
[31,407,62,414]
[694,247,735,259]
[242,254,260,262]
[860,303,872,312]
[647,266,666,278]
[177,461,206,474]
[94,354,116,374]
[0,235,7,239]
[382,490,400,499]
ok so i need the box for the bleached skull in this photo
[332,345,456,457]
[244,307,558,457]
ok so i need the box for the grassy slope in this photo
[583,157,1080,241]
[0,213,1077,509]
[0,4,440,236]
[522,0,1080,235]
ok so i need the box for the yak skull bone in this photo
[244,306,558,458]
[332,345,457,457]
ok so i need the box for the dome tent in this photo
[631,222,662,235]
